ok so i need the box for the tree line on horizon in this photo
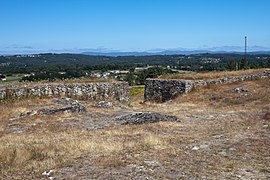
[0,53,269,84]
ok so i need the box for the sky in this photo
[0,0,270,54]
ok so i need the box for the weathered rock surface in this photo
[94,101,113,108]
[10,110,39,121]
[54,98,79,105]
[39,103,86,114]
[114,112,177,125]
[145,70,270,102]
[9,98,86,121]
[43,98,87,114]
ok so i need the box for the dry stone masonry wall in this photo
[145,71,270,102]
[144,79,193,103]
[0,82,130,102]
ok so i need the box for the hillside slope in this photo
[0,78,269,179]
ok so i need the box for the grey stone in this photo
[10,110,39,121]
[9,98,87,121]
[191,146,200,150]
[144,79,194,102]
[54,98,78,105]
[0,82,130,102]
[94,101,113,108]
[114,112,177,125]
[41,98,87,114]
[234,87,248,93]
[144,71,270,102]
[39,104,86,114]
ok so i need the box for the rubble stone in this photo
[94,101,113,108]
[145,71,270,102]
[114,112,177,125]
[0,82,130,102]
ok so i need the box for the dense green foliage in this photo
[21,71,83,82]
[124,67,176,86]
[0,53,269,84]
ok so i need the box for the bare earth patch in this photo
[0,78,269,179]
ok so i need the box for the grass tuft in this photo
[130,86,145,97]
[160,68,270,80]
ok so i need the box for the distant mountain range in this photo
[1,46,270,56]
[82,50,270,56]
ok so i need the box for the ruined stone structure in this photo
[144,79,193,102]
[145,71,270,102]
[0,82,130,102]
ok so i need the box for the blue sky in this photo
[1,0,270,54]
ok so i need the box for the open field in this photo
[5,76,23,82]
[160,68,270,80]
[0,78,269,179]
[0,76,23,84]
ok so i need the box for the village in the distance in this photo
[1,53,270,85]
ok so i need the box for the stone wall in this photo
[0,82,130,102]
[144,79,193,102]
[145,71,270,102]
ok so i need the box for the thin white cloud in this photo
[5,44,33,49]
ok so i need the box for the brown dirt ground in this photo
[0,78,269,179]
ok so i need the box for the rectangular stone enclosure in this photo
[144,79,193,102]
[144,71,270,103]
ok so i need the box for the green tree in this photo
[226,60,238,71]
[267,59,270,68]
[240,59,249,70]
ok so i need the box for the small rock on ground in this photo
[94,101,113,108]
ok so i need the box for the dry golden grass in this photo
[160,68,270,80]
[0,125,172,176]
[0,97,171,176]
[174,78,270,109]
[0,98,51,132]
